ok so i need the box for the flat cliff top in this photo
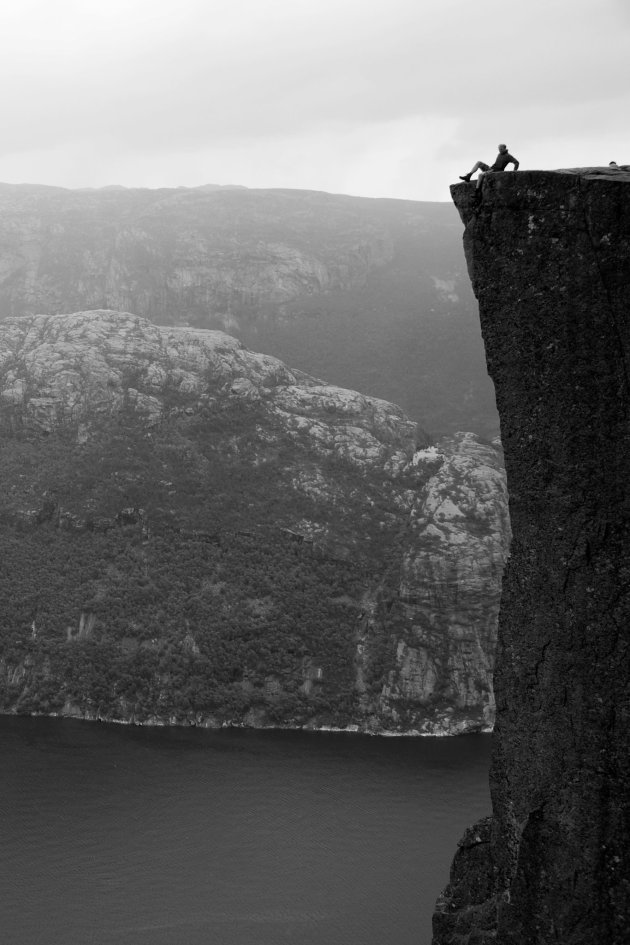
[454,165,630,189]
[451,166,630,223]
[553,164,630,180]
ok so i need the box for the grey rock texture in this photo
[0,310,508,733]
[433,169,630,942]
[0,309,413,466]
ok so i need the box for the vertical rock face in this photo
[381,433,509,733]
[433,168,630,944]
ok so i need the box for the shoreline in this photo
[0,706,493,738]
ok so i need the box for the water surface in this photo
[0,717,491,945]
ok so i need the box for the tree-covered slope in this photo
[0,311,508,733]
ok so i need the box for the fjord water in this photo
[1,718,491,945]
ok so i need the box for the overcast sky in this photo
[0,0,628,202]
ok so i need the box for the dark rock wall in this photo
[433,170,630,943]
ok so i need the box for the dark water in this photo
[0,717,491,945]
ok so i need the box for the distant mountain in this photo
[0,311,509,733]
[0,183,498,438]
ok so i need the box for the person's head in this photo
[498,144,508,153]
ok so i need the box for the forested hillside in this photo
[0,311,509,733]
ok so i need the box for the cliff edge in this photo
[433,168,630,943]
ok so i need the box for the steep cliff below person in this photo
[433,167,630,943]
[0,310,509,734]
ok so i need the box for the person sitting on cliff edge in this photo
[459,144,519,187]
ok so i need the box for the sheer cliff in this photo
[433,167,630,942]
[0,183,497,436]
[0,310,509,734]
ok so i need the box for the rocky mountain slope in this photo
[0,183,498,437]
[433,168,630,942]
[0,310,509,734]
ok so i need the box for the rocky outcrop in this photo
[377,434,509,732]
[0,310,508,733]
[433,168,630,942]
[0,183,498,437]
[0,309,420,477]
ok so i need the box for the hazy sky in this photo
[1,0,628,202]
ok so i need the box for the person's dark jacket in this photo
[491,151,519,171]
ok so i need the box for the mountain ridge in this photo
[0,183,497,437]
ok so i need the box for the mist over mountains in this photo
[0,183,498,438]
